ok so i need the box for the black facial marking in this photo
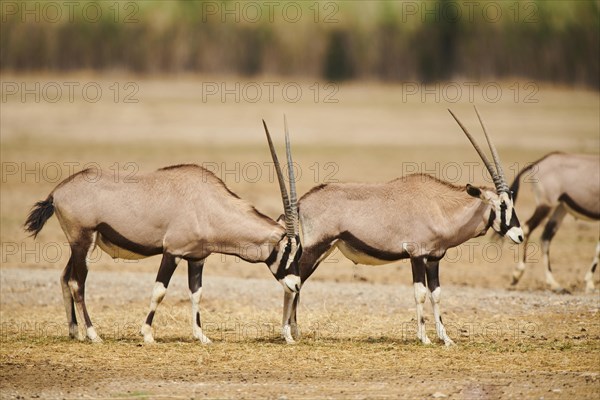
[499,201,509,235]
[509,207,521,230]
[96,222,162,257]
[146,310,155,326]
[486,209,496,231]
[274,241,292,280]
[265,232,287,269]
[265,247,278,266]
[273,236,302,280]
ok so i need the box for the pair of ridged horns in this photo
[448,106,510,194]
[263,116,299,239]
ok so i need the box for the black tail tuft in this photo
[24,196,55,238]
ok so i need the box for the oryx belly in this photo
[96,234,149,260]
[95,222,163,260]
[336,240,392,265]
[559,193,600,221]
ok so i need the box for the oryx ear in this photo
[276,214,286,227]
[466,184,482,198]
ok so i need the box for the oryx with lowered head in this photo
[24,119,301,344]
[282,107,523,346]
[509,152,599,293]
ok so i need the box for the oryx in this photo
[281,107,523,346]
[24,120,301,344]
[509,152,599,293]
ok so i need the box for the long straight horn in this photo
[448,109,502,189]
[284,115,299,236]
[473,106,509,193]
[263,120,295,236]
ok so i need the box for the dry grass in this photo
[2,268,599,399]
[1,75,599,398]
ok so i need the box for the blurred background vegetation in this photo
[1,0,598,88]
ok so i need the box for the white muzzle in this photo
[506,226,524,244]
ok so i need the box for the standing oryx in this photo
[509,152,599,293]
[24,119,301,344]
[281,107,523,346]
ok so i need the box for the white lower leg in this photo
[190,288,211,344]
[61,280,78,338]
[282,292,295,344]
[86,326,102,343]
[290,316,299,340]
[584,243,599,293]
[141,282,167,343]
[414,282,431,345]
[429,287,454,346]
[542,242,563,291]
[68,280,88,341]
[512,261,526,285]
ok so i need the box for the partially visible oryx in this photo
[281,107,524,346]
[509,152,599,293]
[24,120,301,344]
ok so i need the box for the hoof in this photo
[282,325,297,344]
[552,287,571,295]
[197,336,212,345]
[585,284,596,294]
[443,339,456,347]
[291,325,301,340]
[142,334,155,344]
[419,336,432,345]
[68,324,78,339]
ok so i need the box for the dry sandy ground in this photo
[1,266,599,399]
[1,76,599,398]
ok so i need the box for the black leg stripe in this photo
[146,311,155,326]
[541,220,559,242]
